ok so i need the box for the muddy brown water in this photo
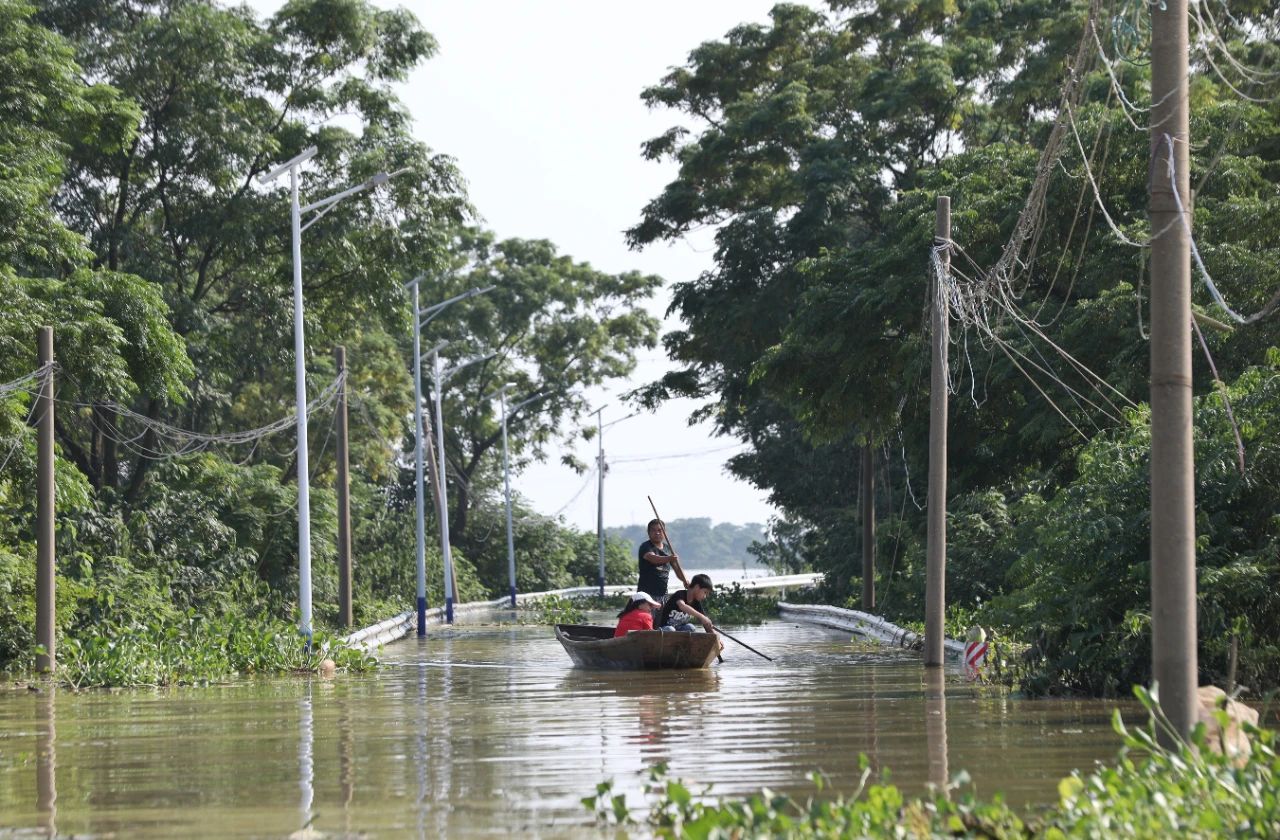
[0,617,1133,837]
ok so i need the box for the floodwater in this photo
[0,617,1133,838]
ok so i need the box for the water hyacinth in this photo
[55,611,375,688]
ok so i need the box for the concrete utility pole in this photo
[1149,0,1197,740]
[595,406,606,597]
[36,327,55,672]
[409,281,429,636]
[924,196,950,667]
[861,446,875,611]
[334,346,353,629]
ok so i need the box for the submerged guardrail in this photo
[777,602,965,661]
[344,574,823,651]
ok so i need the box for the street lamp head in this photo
[258,146,318,185]
[418,285,495,327]
[370,167,412,188]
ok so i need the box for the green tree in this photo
[34,0,468,497]
[417,226,662,545]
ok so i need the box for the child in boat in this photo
[657,573,715,633]
[637,518,689,601]
[614,591,662,637]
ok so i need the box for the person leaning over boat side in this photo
[636,518,689,601]
[614,591,662,637]
[657,574,716,634]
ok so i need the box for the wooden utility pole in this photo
[925,197,950,667]
[334,346,353,629]
[861,446,875,611]
[1149,0,1196,739]
[36,327,55,672]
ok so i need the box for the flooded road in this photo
[0,618,1131,837]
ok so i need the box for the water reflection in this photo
[337,689,355,833]
[36,687,56,836]
[0,621,1134,837]
[298,680,314,834]
[924,668,949,795]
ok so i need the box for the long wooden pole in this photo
[924,197,950,667]
[334,346,353,629]
[646,495,688,588]
[646,496,715,661]
[36,327,55,673]
[861,445,875,611]
[1149,0,1196,740]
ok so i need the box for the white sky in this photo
[249,0,797,529]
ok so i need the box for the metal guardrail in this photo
[343,574,824,651]
[777,602,965,660]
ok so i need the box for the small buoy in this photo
[319,658,337,678]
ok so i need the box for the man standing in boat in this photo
[636,518,689,601]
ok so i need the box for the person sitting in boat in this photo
[637,518,689,601]
[614,591,662,637]
[657,574,715,634]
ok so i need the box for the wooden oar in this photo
[646,495,689,588]
[710,626,774,662]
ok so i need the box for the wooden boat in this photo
[554,624,719,670]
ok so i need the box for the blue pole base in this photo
[598,576,605,597]
[417,596,427,636]
[445,596,454,624]
[509,585,517,609]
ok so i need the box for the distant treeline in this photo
[607,519,766,570]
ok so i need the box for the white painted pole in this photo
[411,281,428,635]
[289,165,314,644]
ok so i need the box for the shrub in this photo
[586,686,1280,838]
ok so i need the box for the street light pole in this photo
[407,285,492,630]
[258,147,409,643]
[431,349,495,623]
[495,386,547,608]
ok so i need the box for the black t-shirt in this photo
[658,588,709,629]
[636,539,671,599]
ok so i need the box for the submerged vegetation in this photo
[57,614,375,689]
[586,689,1280,838]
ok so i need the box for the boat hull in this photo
[554,624,719,670]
